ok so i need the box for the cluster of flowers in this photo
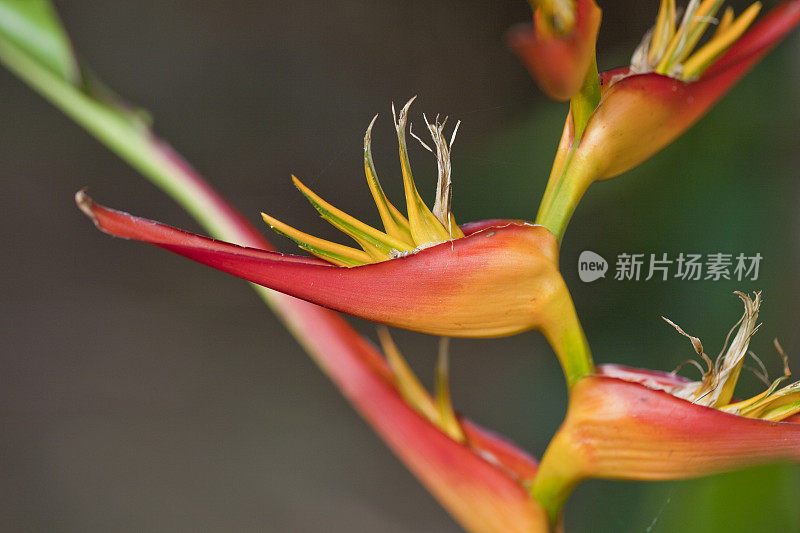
[78,0,800,530]
[3,0,799,531]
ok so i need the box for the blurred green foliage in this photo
[0,0,77,81]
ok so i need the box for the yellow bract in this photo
[647,0,677,66]
[291,175,412,262]
[261,99,464,266]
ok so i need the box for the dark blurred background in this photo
[1,1,798,531]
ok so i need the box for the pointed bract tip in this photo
[364,114,379,148]
[394,96,418,129]
[75,189,98,223]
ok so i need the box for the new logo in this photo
[578,250,608,282]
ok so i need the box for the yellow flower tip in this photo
[377,327,466,442]
[715,6,735,35]
[378,326,440,423]
[632,0,762,80]
[665,291,800,422]
[646,0,677,66]
[682,2,762,79]
[435,338,466,442]
[531,0,578,35]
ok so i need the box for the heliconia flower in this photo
[507,0,602,101]
[578,0,800,180]
[531,292,800,523]
[72,100,588,345]
[535,0,800,239]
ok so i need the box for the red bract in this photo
[508,0,602,100]
[76,192,570,339]
[575,366,800,477]
[577,0,800,179]
[532,364,800,518]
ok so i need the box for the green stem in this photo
[0,34,284,327]
[535,147,594,242]
[0,37,256,247]
[530,426,583,526]
[529,352,590,525]
[535,54,600,243]
[541,280,594,389]
[568,55,600,141]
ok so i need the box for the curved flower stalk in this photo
[534,0,800,240]
[508,0,602,101]
[531,293,800,524]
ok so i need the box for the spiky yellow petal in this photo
[377,327,440,423]
[734,382,800,421]
[292,175,413,261]
[675,0,727,64]
[261,212,370,267]
[759,398,800,421]
[435,338,466,442]
[655,0,725,74]
[682,2,762,79]
[648,0,677,65]
[363,115,415,245]
[393,98,453,247]
[722,377,785,414]
[656,0,698,73]
[714,6,735,36]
